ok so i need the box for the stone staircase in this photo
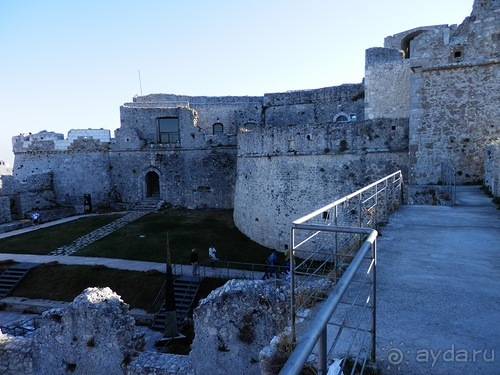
[134,198,164,212]
[152,275,200,331]
[0,263,39,298]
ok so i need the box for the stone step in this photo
[151,277,200,331]
[0,263,39,298]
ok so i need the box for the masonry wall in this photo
[360,1,500,188]
[364,48,411,120]
[263,85,365,126]
[13,151,112,209]
[409,64,499,185]
[0,196,11,224]
[484,142,500,197]
[109,148,237,209]
[234,119,409,250]
[1,172,57,219]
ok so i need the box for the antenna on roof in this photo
[138,70,143,96]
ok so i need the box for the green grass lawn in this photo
[8,262,228,311]
[0,214,124,254]
[1,209,273,265]
[0,209,276,309]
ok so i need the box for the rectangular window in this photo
[158,117,180,144]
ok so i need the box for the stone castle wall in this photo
[4,0,498,249]
[364,48,411,120]
[409,63,498,185]
[0,196,11,224]
[234,119,409,250]
[363,1,500,188]
[1,172,56,219]
[263,84,365,126]
[12,151,112,210]
[484,142,500,197]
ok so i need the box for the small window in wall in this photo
[335,115,348,123]
[451,46,464,61]
[213,123,224,135]
[158,117,180,144]
[244,122,257,131]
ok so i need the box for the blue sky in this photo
[0,0,473,165]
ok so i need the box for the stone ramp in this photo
[376,186,500,374]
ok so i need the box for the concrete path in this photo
[376,186,500,374]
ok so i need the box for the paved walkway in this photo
[376,186,500,374]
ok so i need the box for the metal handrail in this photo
[284,171,403,374]
[293,170,402,225]
[282,228,377,375]
[0,317,42,337]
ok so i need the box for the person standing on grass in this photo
[208,245,218,268]
[190,248,199,276]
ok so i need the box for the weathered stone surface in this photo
[484,142,500,197]
[32,287,144,375]
[0,333,33,375]
[190,279,290,375]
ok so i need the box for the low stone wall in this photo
[0,335,33,374]
[0,288,195,375]
[191,279,290,375]
[0,281,294,374]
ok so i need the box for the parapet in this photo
[365,47,403,67]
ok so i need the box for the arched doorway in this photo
[145,171,160,198]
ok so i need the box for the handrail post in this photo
[371,239,377,362]
[290,227,297,343]
[318,328,327,374]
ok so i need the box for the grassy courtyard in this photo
[0,209,274,310]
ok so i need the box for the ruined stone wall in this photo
[0,196,12,224]
[191,279,290,375]
[13,151,112,209]
[234,119,409,250]
[0,288,196,375]
[0,283,293,375]
[1,172,56,219]
[263,85,365,126]
[0,335,33,374]
[484,142,500,197]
